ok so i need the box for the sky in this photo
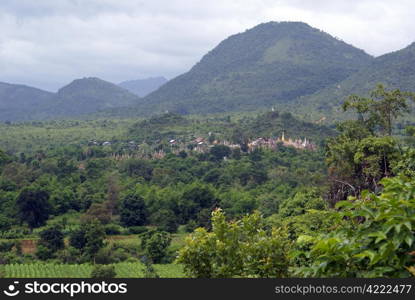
[0,0,414,91]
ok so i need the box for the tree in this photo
[120,193,148,226]
[176,183,217,225]
[84,219,106,262]
[36,225,64,260]
[326,133,399,205]
[294,176,415,277]
[120,159,153,180]
[16,186,51,230]
[209,145,231,161]
[70,219,106,262]
[177,209,290,278]
[343,84,415,136]
[69,227,87,250]
[38,225,64,252]
[82,202,111,225]
[150,209,178,233]
[140,229,171,263]
[325,85,413,204]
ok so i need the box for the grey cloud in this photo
[0,0,414,91]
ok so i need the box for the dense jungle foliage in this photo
[0,86,414,278]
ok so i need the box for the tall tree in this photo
[326,85,413,204]
[16,186,52,230]
[343,84,415,136]
[120,193,148,226]
[84,218,106,262]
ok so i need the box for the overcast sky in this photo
[1,0,414,91]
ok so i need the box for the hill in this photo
[118,76,168,97]
[133,21,373,115]
[53,77,141,116]
[291,42,415,122]
[0,82,55,122]
[0,78,141,121]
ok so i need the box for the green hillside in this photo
[0,82,55,122]
[291,42,415,122]
[0,78,141,122]
[53,77,141,116]
[132,21,373,115]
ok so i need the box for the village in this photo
[89,131,317,161]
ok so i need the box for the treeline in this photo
[0,117,328,267]
[0,144,326,233]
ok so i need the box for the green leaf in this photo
[405,236,413,247]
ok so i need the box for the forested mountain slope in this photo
[0,78,141,121]
[134,21,373,115]
[0,82,55,121]
[291,42,415,121]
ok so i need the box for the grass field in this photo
[0,119,136,155]
[1,262,185,278]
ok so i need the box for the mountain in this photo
[0,82,55,121]
[118,77,168,97]
[134,21,373,115]
[291,42,415,122]
[53,77,141,115]
[0,77,141,121]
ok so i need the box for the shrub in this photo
[177,209,290,278]
[140,229,171,263]
[38,225,64,252]
[293,176,415,277]
[36,245,55,260]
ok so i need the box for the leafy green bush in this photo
[38,226,64,252]
[36,245,55,261]
[293,176,415,277]
[278,188,327,218]
[140,229,171,264]
[177,209,290,278]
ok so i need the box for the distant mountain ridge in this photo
[0,82,55,121]
[55,77,140,115]
[118,77,168,97]
[2,21,415,122]
[0,77,141,121]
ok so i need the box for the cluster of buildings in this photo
[90,132,316,162]
[248,132,316,151]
